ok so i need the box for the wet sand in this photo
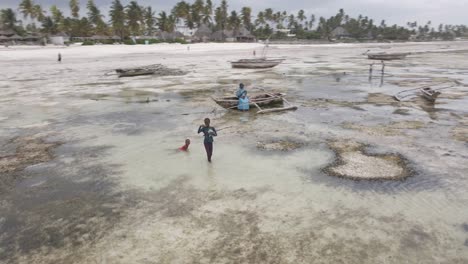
[1,42,468,263]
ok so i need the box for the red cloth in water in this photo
[179,145,189,151]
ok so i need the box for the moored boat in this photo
[116,65,158,77]
[116,68,156,77]
[213,93,285,108]
[420,87,441,102]
[367,52,408,60]
[231,58,284,69]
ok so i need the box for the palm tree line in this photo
[1,0,467,41]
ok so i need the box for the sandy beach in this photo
[1,41,468,263]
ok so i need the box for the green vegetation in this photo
[81,40,94,45]
[1,0,467,42]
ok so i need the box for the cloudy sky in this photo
[2,0,467,26]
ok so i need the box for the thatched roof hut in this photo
[0,29,15,37]
[22,35,40,41]
[193,24,212,42]
[155,31,185,41]
[211,30,234,41]
[9,34,23,40]
[331,27,351,39]
[234,27,255,42]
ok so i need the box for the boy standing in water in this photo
[198,118,217,162]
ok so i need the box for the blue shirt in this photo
[198,126,217,143]
[236,88,246,98]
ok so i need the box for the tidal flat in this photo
[1,42,468,263]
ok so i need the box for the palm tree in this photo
[109,0,125,39]
[264,8,273,22]
[87,0,106,34]
[50,5,65,31]
[33,5,45,22]
[70,0,80,19]
[126,1,144,35]
[203,0,213,24]
[172,1,192,28]
[240,7,252,30]
[288,14,295,29]
[50,5,63,22]
[157,11,175,32]
[1,8,18,30]
[297,10,305,27]
[227,10,240,31]
[191,0,204,26]
[172,1,190,20]
[220,0,228,29]
[144,7,156,35]
[214,3,228,31]
[41,16,58,34]
[19,0,34,19]
[256,11,265,26]
[309,14,316,29]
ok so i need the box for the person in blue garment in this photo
[238,92,250,111]
[236,83,247,99]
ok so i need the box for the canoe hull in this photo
[117,70,156,77]
[368,53,408,60]
[213,93,285,108]
[420,88,441,102]
[231,59,284,69]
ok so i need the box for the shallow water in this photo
[1,42,468,263]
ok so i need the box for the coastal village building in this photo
[193,24,212,42]
[49,32,70,45]
[331,26,351,39]
[276,28,296,38]
[154,31,185,41]
[0,29,42,45]
[235,27,256,42]
[175,20,195,38]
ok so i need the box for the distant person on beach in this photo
[253,50,256,56]
[238,92,250,111]
[236,83,247,99]
[198,118,217,162]
[179,139,191,151]
[58,53,62,63]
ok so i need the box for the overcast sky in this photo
[2,0,467,26]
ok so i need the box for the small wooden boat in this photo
[213,93,285,108]
[231,58,284,69]
[213,93,297,114]
[420,87,441,102]
[116,66,156,77]
[367,52,408,60]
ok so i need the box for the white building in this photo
[175,20,195,37]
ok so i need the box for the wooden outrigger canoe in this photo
[367,52,408,60]
[116,66,157,77]
[420,87,441,102]
[231,58,284,69]
[213,93,285,108]
[212,93,297,114]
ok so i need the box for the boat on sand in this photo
[115,64,186,78]
[116,66,157,77]
[212,93,297,114]
[367,52,409,60]
[420,87,441,102]
[231,58,284,69]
